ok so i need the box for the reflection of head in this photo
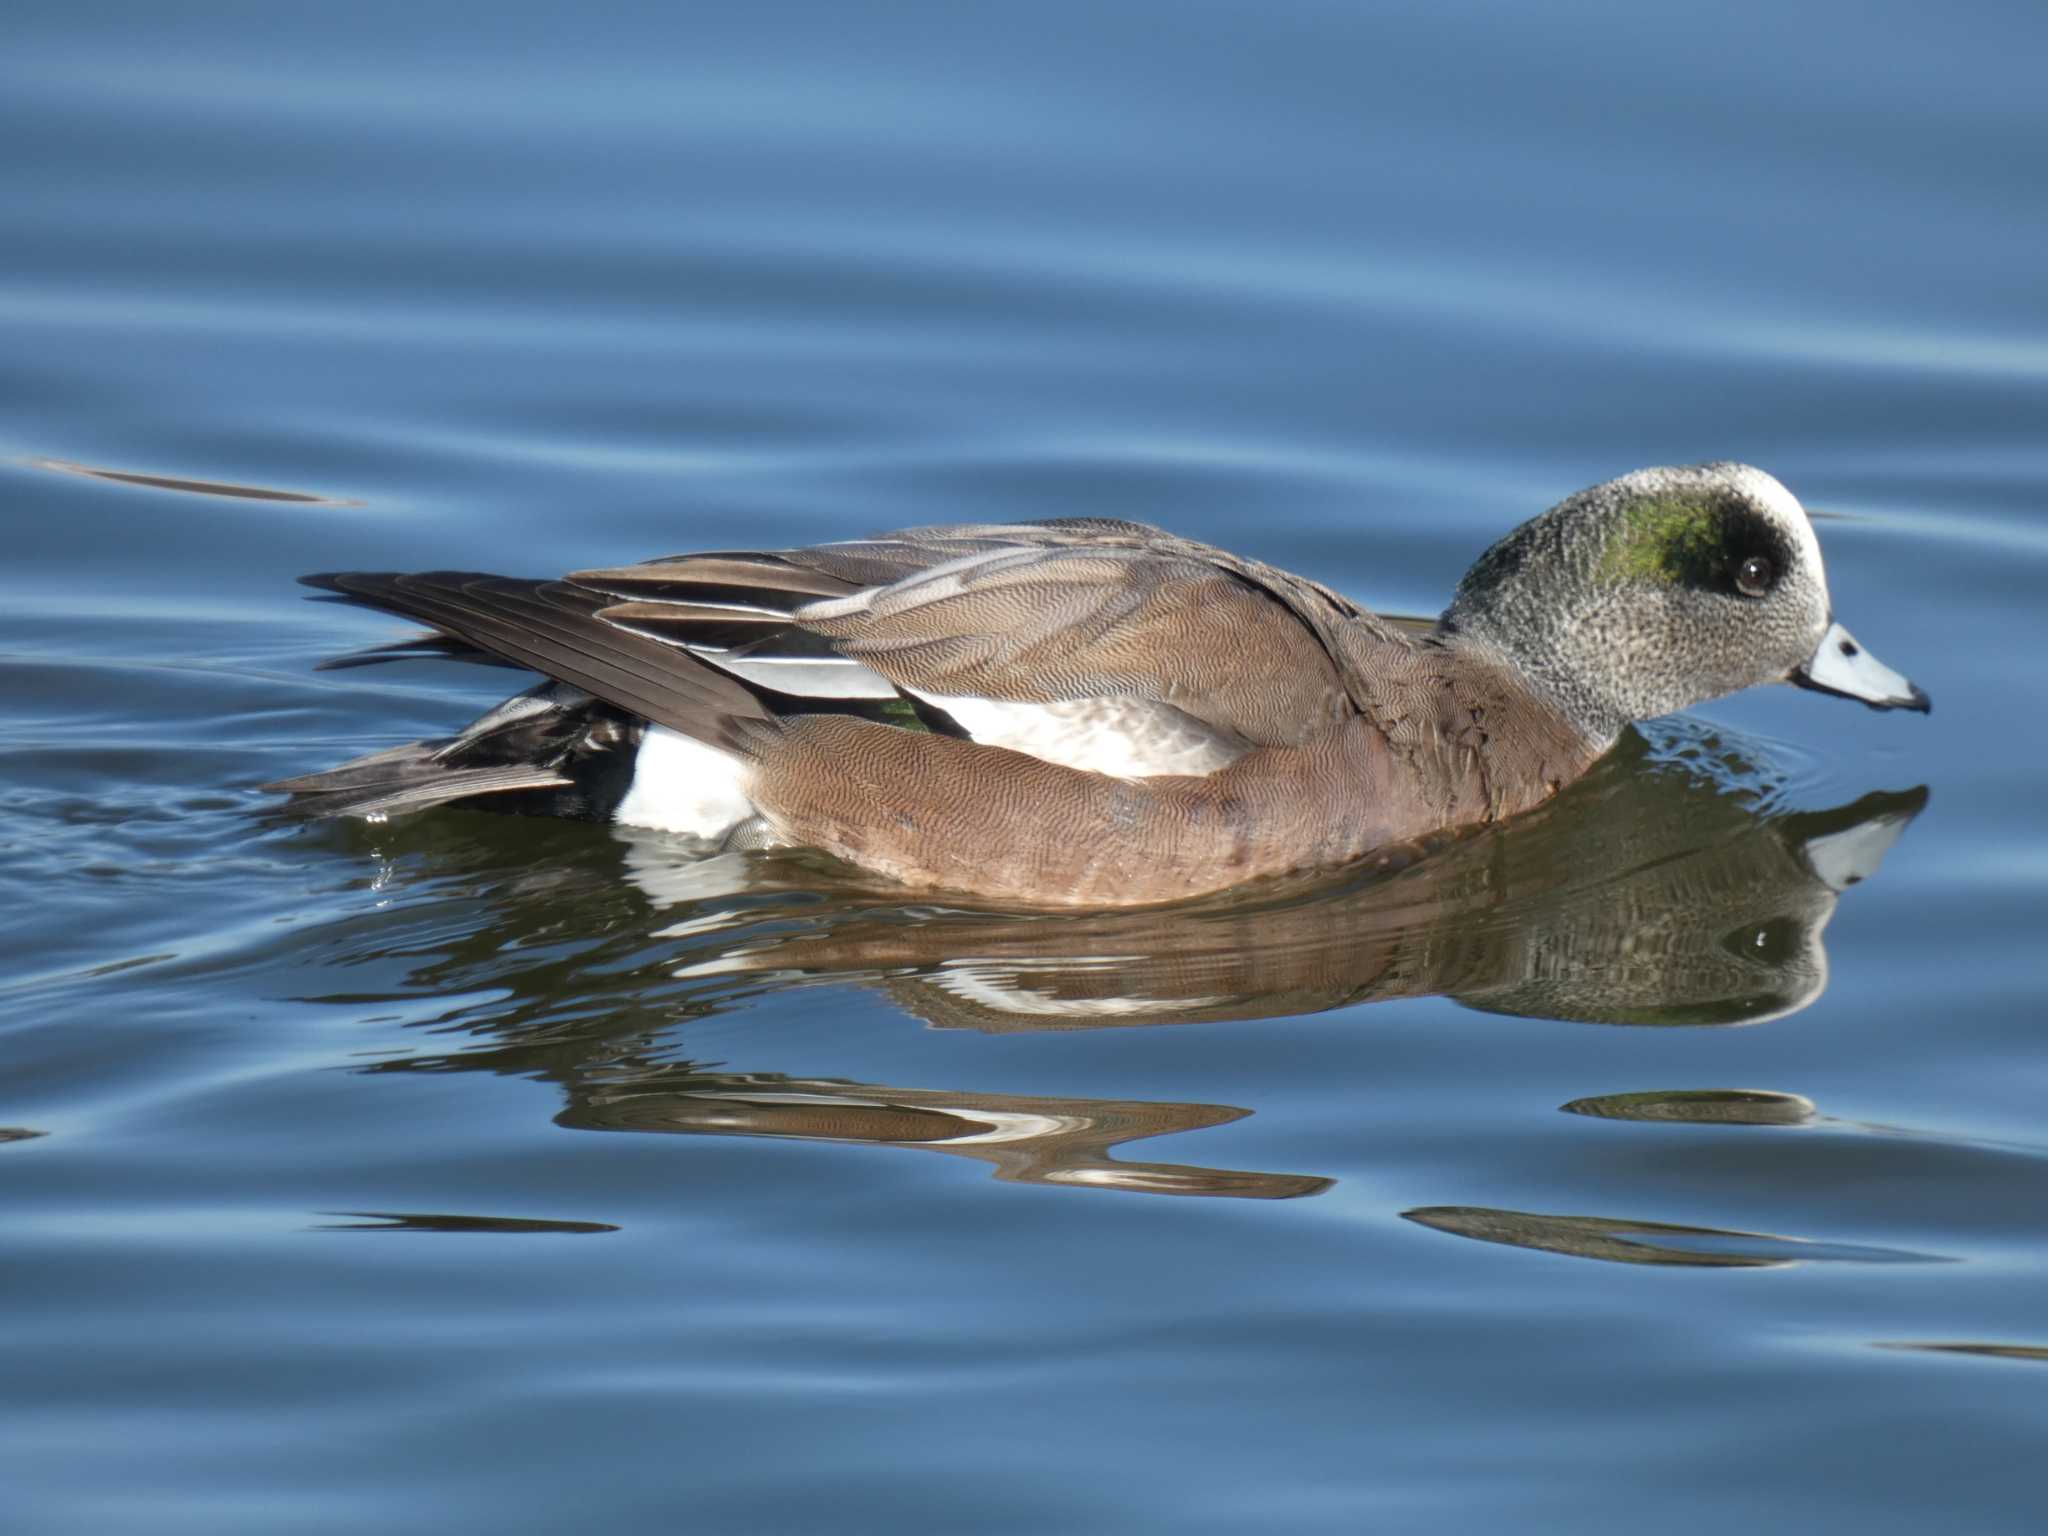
[1450,776,1923,1028]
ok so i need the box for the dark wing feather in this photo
[312,631,526,671]
[303,572,777,754]
[595,601,794,653]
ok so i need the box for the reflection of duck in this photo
[336,720,1921,1201]
[558,1065,1330,1199]
[642,724,1926,1030]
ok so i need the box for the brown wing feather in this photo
[794,543,1361,745]
[557,522,1403,748]
[567,553,858,609]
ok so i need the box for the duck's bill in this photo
[1792,620,1931,713]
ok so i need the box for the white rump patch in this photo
[914,691,1245,778]
[613,726,757,841]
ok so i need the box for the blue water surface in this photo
[3,3,2046,1531]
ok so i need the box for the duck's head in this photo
[1441,462,1929,745]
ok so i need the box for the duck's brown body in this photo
[273,464,1924,905]
[748,636,1597,904]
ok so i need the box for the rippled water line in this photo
[629,222,2048,382]
[1839,506,2048,559]
[10,213,2044,388]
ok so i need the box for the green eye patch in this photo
[1597,498,1733,588]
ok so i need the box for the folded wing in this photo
[572,519,1377,776]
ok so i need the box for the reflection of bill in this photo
[560,1071,1329,1200]
[631,725,1926,1033]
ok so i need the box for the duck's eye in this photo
[1736,554,1775,597]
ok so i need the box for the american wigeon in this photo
[273,462,1927,905]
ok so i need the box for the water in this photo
[3,3,2045,1530]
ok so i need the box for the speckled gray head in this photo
[1441,462,1930,744]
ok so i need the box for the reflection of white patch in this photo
[668,950,773,978]
[929,1109,1086,1146]
[1802,811,1912,893]
[658,1094,1083,1148]
[915,692,1243,778]
[614,726,755,838]
[929,959,1226,1018]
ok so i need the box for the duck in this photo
[271,461,1928,906]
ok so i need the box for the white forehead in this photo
[1721,463,1824,577]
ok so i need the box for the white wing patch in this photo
[600,600,899,699]
[915,691,1245,778]
[686,652,898,699]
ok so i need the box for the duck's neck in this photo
[1430,613,1630,750]
[1326,617,1612,823]
[1423,628,1617,812]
